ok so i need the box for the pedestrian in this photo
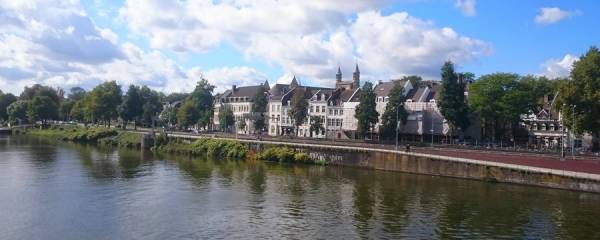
[405,144,411,152]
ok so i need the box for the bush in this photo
[256,147,315,164]
[152,138,248,159]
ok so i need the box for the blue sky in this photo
[1,0,598,94]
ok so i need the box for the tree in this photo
[67,87,86,101]
[309,116,324,137]
[355,82,379,139]
[289,88,308,136]
[27,95,58,125]
[379,81,408,140]
[554,46,600,151]
[7,100,28,124]
[20,84,61,103]
[238,117,247,133]
[69,100,86,122]
[469,73,535,141]
[251,84,268,133]
[0,91,17,122]
[177,100,199,129]
[118,85,143,129]
[139,86,162,127]
[400,75,423,87]
[58,100,74,121]
[439,61,470,140]
[87,81,122,127]
[189,79,215,130]
[218,105,234,132]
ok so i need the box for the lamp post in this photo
[395,103,403,151]
[572,104,576,160]
[560,108,565,160]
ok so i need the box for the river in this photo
[1,135,599,239]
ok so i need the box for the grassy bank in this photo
[256,146,327,165]
[151,138,247,159]
[27,126,326,164]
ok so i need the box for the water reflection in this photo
[1,135,600,239]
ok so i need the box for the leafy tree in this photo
[400,75,423,87]
[379,81,408,140]
[439,61,470,139]
[289,88,308,136]
[7,100,28,124]
[355,82,379,139]
[238,117,247,133]
[87,81,122,126]
[218,105,234,132]
[19,84,61,103]
[67,87,86,101]
[118,85,143,129]
[309,116,325,137]
[0,91,17,122]
[69,100,86,122]
[58,100,74,121]
[139,86,162,127]
[189,79,215,130]
[177,100,199,129]
[251,84,268,133]
[164,92,189,103]
[469,73,536,141]
[27,95,58,125]
[555,46,600,151]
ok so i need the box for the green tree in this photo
[309,115,324,137]
[19,84,61,103]
[251,84,268,133]
[118,85,143,129]
[555,46,600,151]
[67,87,86,101]
[58,100,74,121]
[27,95,58,125]
[379,81,408,140]
[355,82,379,139]
[218,105,234,132]
[87,81,122,127]
[0,91,17,122]
[7,100,28,124]
[188,79,215,130]
[439,61,470,139]
[139,86,162,127]
[289,88,308,136]
[69,100,86,122]
[400,75,423,87]
[238,117,247,133]
[177,100,199,129]
[469,73,535,141]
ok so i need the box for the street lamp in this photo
[572,104,576,160]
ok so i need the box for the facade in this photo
[213,82,268,134]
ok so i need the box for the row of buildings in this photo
[212,65,477,142]
[208,65,590,150]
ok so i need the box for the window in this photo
[340,110,343,115]
[329,109,333,115]
[316,106,319,113]
[334,109,338,115]
[277,105,280,111]
[310,106,314,113]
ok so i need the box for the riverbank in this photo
[25,127,320,164]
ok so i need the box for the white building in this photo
[214,81,268,134]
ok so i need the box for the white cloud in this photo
[202,66,268,93]
[535,7,578,25]
[0,0,268,94]
[120,1,491,87]
[454,0,476,17]
[539,54,578,78]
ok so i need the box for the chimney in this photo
[232,85,237,91]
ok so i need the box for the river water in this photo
[1,135,599,239]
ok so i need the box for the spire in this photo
[336,66,342,82]
[352,64,360,89]
[291,75,299,88]
[263,79,270,90]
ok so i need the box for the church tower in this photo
[352,64,360,89]
[290,75,299,88]
[336,66,342,82]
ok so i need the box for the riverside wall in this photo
[168,133,600,193]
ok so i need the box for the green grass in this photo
[152,138,248,159]
[28,125,118,142]
[256,146,323,165]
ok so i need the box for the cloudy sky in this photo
[0,0,597,94]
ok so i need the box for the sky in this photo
[0,0,598,95]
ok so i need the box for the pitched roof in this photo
[374,79,408,97]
